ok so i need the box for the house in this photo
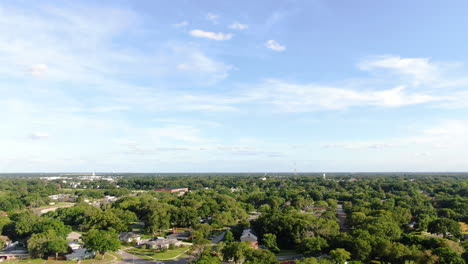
[0,243,28,261]
[105,196,117,202]
[0,249,29,261]
[66,232,82,241]
[67,241,81,251]
[0,212,7,217]
[240,229,258,249]
[154,187,189,195]
[119,232,141,244]
[65,248,95,261]
[143,238,181,249]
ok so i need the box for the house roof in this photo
[66,248,95,259]
[119,232,140,240]
[66,232,82,241]
[144,238,178,246]
[240,229,258,242]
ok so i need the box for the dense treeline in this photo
[0,174,466,263]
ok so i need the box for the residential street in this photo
[117,249,189,264]
[117,249,154,264]
[336,204,349,233]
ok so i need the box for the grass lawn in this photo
[140,233,154,239]
[130,222,145,232]
[127,245,190,260]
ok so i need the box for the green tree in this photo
[27,230,68,259]
[299,236,328,257]
[146,204,172,234]
[428,218,462,239]
[262,233,279,253]
[47,237,68,260]
[222,241,252,264]
[85,210,127,233]
[224,230,235,244]
[82,229,121,258]
[245,249,279,264]
[330,248,351,264]
[433,247,464,264]
[194,254,222,264]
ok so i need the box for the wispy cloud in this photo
[177,50,233,79]
[28,64,48,77]
[30,132,49,140]
[244,80,439,112]
[206,13,219,23]
[229,22,248,30]
[173,21,189,27]
[265,40,286,51]
[189,29,233,41]
[358,56,439,86]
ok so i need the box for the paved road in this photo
[117,249,189,264]
[118,249,155,264]
[336,204,349,233]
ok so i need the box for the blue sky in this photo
[2,0,468,172]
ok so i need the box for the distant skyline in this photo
[2,0,468,172]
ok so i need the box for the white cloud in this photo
[206,13,219,23]
[229,22,248,30]
[173,21,189,27]
[30,132,49,140]
[28,64,48,76]
[370,85,438,107]
[189,29,233,41]
[437,91,468,109]
[358,56,439,86]
[265,40,286,52]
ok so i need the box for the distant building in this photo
[154,187,188,195]
[119,232,141,244]
[0,242,28,261]
[240,229,258,249]
[105,196,118,202]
